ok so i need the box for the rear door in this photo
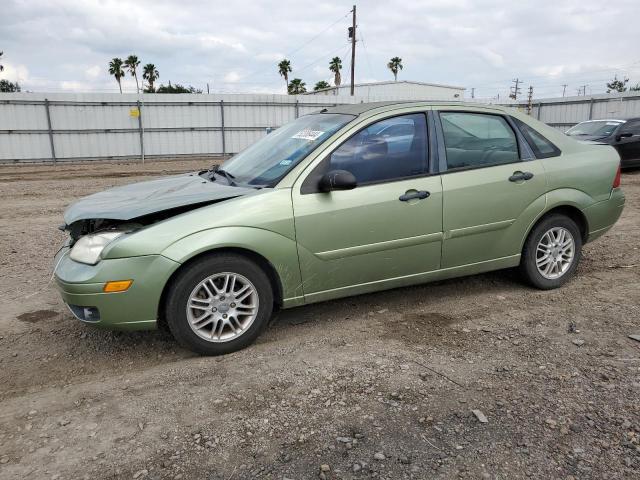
[436,110,547,268]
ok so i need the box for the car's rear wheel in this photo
[520,213,582,289]
[164,253,273,355]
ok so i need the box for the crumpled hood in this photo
[64,172,255,225]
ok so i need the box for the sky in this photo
[1,0,640,99]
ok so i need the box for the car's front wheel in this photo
[520,213,583,289]
[164,253,274,355]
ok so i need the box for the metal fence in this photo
[0,93,367,163]
[512,92,640,132]
[2,91,640,163]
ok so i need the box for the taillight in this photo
[612,164,621,189]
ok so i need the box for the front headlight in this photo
[69,231,124,265]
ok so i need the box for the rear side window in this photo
[440,112,519,170]
[512,118,561,158]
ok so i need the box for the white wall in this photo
[3,90,639,163]
[0,93,362,163]
[309,81,464,101]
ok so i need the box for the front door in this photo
[292,113,443,301]
[437,110,547,268]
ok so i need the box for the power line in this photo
[236,10,352,85]
[359,29,374,80]
[471,59,640,90]
[285,12,351,59]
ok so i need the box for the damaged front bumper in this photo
[53,248,181,331]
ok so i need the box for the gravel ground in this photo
[0,159,639,480]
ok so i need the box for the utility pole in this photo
[509,78,521,100]
[561,84,567,97]
[526,86,534,115]
[471,87,475,99]
[207,83,210,94]
[350,5,357,96]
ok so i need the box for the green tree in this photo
[0,51,4,72]
[0,79,21,92]
[278,59,292,90]
[124,55,141,93]
[387,57,403,81]
[142,63,159,92]
[629,83,640,92]
[108,57,125,93]
[314,80,331,91]
[606,75,628,93]
[156,82,202,94]
[329,57,342,86]
[287,78,306,95]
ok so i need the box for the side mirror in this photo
[616,132,633,142]
[319,169,357,192]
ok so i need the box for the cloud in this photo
[1,0,639,98]
[85,65,101,79]
[0,62,30,83]
[223,71,242,83]
[471,47,505,68]
[255,52,286,62]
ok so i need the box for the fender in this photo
[161,226,304,306]
[520,188,596,250]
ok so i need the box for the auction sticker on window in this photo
[292,129,324,141]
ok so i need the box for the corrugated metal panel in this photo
[2,91,640,163]
[0,133,51,160]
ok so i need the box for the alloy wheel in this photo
[186,272,259,342]
[536,227,575,280]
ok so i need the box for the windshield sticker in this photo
[292,129,325,141]
[279,159,293,166]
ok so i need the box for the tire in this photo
[164,253,274,355]
[520,213,583,290]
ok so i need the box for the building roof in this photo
[308,80,466,94]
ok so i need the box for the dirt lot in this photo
[0,159,639,480]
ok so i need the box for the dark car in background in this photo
[566,118,640,168]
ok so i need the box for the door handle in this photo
[509,171,534,182]
[399,190,430,201]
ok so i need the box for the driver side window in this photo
[328,113,428,185]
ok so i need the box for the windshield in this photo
[219,113,354,186]
[566,120,624,137]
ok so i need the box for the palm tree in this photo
[387,57,403,81]
[108,58,125,93]
[124,55,141,93]
[142,63,159,92]
[314,80,331,91]
[0,51,4,72]
[287,78,306,95]
[278,59,292,91]
[329,57,342,86]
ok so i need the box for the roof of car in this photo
[576,119,626,123]
[318,101,506,116]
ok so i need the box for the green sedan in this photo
[54,101,625,355]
